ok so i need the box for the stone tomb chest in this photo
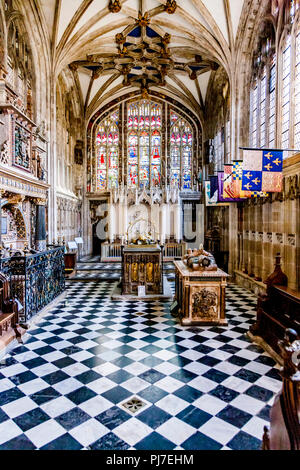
[174,260,229,326]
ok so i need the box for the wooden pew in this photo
[0,272,21,340]
[249,253,300,355]
[262,328,300,450]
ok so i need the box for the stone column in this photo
[0,65,8,106]
[174,203,182,243]
[109,202,116,243]
[160,204,166,243]
[35,198,47,251]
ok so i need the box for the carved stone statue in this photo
[183,244,218,271]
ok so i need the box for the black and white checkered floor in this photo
[0,280,282,450]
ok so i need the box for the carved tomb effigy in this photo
[174,246,229,326]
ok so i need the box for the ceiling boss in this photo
[108,0,122,13]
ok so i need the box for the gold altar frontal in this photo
[122,244,163,296]
[174,260,229,326]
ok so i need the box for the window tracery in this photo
[281,34,291,150]
[249,0,300,155]
[170,112,193,189]
[91,97,199,193]
[294,31,300,147]
[127,100,162,189]
[96,110,119,190]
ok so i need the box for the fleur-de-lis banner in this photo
[241,150,283,193]
[223,163,250,200]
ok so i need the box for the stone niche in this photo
[1,202,29,250]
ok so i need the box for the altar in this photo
[111,217,173,301]
[122,244,163,296]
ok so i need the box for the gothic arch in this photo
[1,201,28,241]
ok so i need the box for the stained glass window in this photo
[250,79,258,147]
[127,100,162,189]
[281,35,291,152]
[96,110,119,190]
[170,112,193,189]
[269,55,276,147]
[294,32,300,148]
[260,67,267,147]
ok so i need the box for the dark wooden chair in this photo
[64,253,77,277]
[0,272,21,340]
[262,328,300,450]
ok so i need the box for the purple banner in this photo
[217,172,245,203]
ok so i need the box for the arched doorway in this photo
[90,201,109,256]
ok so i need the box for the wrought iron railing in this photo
[0,247,65,322]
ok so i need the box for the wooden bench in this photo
[249,253,299,355]
[262,328,300,450]
[0,272,22,341]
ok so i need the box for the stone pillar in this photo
[160,204,166,243]
[109,203,116,243]
[0,65,7,105]
[228,204,238,275]
[174,203,182,243]
[35,198,47,251]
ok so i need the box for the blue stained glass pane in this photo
[183,170,191,189]
[128,147,138,164]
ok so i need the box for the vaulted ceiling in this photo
[38,0,246,118]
